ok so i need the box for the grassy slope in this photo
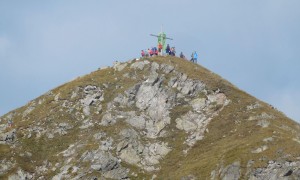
[149,56,300,179]
[1,56,300,179]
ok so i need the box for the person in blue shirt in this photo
[193,51,198,63]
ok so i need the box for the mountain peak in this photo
[1,56,300,179]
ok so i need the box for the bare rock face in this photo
[130,60,150,70]
[117,128,171,172]
[100,113,117,126]
[176,92,229,147]
[135,77,174,138]
[96,61,228,174]
[248,160,300,180]
[176,111,208,146]
[220,161,241,180]
[0,129,16,144]
[113,61,128,71]
[0,159,15,175]
[8,169,33,180]
[125,115,146,130]
[211,160,300,180]
[161,63,175,74]
[76,141,129,179]
[80,85,104,116]
[168,71,205,96]
[107,63,176,139]
[190,98,206,112]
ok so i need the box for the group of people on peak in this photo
[140,43,198,64]
[190,51,198,63]
[141,47,158,57]
[165,44,176,56]
[141,43,176,57]
[179,51,198,63]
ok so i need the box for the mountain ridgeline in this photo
[1,56,300,179]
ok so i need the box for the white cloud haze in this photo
[0,36,11,57]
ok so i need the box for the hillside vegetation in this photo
[1,56,300,179]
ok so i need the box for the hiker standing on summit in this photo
[166,44,170,55]
[193,51,198,63]
[141,50,145,57]
[180,52,185,59]
[190,52,194,62]
[158,43,163,55]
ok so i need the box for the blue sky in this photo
[0,1,300,122]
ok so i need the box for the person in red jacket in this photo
[149,48,154,56]
[158,43,163,55]
[148,48,151,56]
[141,50,145,57]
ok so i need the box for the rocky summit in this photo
[1,56,300,180]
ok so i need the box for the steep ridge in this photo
[1,56,300,179]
